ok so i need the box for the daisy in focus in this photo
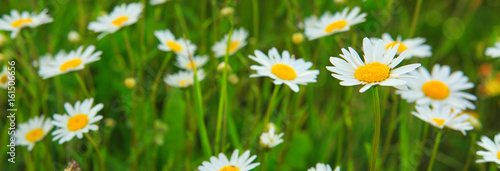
[150,0,169,5]
[154,29,197,56]
[307,163,340,171]
[476,133,500,165]
[260,123,284,149]
[88,3,143,39]
[371,33,432,59]
[0,9,53,38]
[326,38,421,93]
[164,70,205,88]
[249,47,320,93]
[38,45,102,79]
[52,98,104,144]
[175,55,208,70]
[412,104,474,135]
[0,66,11,89]
[212,28,248,58]
[14,115,53,151]
[304,7,366,40]
[198,149,260,171]
[397,64,477,110]
[485,42,500,58]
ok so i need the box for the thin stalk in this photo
[371,86,381,171]
[263,85,281,125]
[175,3,189,36]
[462,133,477,171]
[74,72,90,97]
[85,133,105,171]
[427,130,443,171]
[252,0,259,43]
[122,31,136,75]
[151,53,173,116]
[409,0,423,37]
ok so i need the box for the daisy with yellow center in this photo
[476,133,500,166]
[307,163,340,171]
[304,7,366,40]
[32,50,66,68]
[14,115,53,151]
[249,47,320,93]
[175,54,209,70]
[212,28,248,58]
[412,104,473,135]
[38,45,102,79]
[485,42,500,58]
[0,9,53,38]
[0,66,11,89]
[326,37,421,93]
[164,70,205,88]
[88,3,143,39]
[154,29,197,56]
[397,64,477,110]
[371,33,432,59]
[198,149,260,171]
[51,98,104,144]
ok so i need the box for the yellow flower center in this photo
[25,128,44,142]
[229,41,240,53]
[271,63,297,80]
[112,16,129,27]
[422,80,450,100]
[185,61,196,69]
[431,118,445,127]
[67,114,89,131]
[219,165,240,171]
[324,20,348,33]
[386,42,409,53]
[11,18,33,27]
[1,75,7,84]
[167,41,183,52]
[354,62,391,83]
[59,59,82,72]
[178,79,191,87]
[497,151,500,160]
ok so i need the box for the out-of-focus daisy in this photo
[485,42,500,58]
[175,55,208,70]
[0,66,11,89]
[249,47,320,93]
[32,50,67,68]
[198,149,260,171]
[220,6,235,17]
[0,9,53,38]
[371,33,432,59]
[15,115,53,151]
[88,3,143,39]
[68,30,81,43]
[412,104,473,135]
[0,34,6,46]
[326,38,421,93]
[304,7,366,40]
[38,45,102,79]
[480,76,500,97]
[457,110,481,129]
[212,28,248,58]
[52,98,104,144]
[150,0,169,5]
[154,29,197,56]
[164,70,205,88]
[307,163,340,171]
[476,133,500,165]
[397,64,477,110]
[260,124,284,149]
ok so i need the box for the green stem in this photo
[175,3,189,37]
[74,72,90,97]
[427,130,443,171]
[263,85,281,125]
[409,0,423,37]
[151,53,173,116]
[122,31,136,75]
[371,86,381,171]
[252,0,259,43]
[85,133,105,171]
[462,133,477,171]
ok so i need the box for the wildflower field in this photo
[1,0,500,170]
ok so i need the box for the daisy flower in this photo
[38,45,102,79]
[52,98,104,144]
[371,33,432,59]
[154,29,197,56]
[14,115,53,151]
[304,7,366,40]
[249,47,320,93]
[150,0,169,5]
[260,124,284,149]
[198,149,260,171]
[88,3,143,39]
[212,28,248,58]
[397,64,477,110]
[326,37,421,93]
[164,70,205,88]
[307,163,340,171]
[32,50,67,68]
[476,133,500,165]
[175,54,208,70]
[0,66,11,89]
[485,42,500,58]
[412,104,473,135]
[0,9,53,38]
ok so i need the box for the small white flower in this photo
[52,98,104,144]
[14,115,53,151]
[260,124,284,148]
[476,133,500,165]
[150,0,169,5]
[0,9,53,38]
[88,3,143,39]
[38,45,102,79]
[307,163,340,171]
[411,104,474,135]
[0,66,12,89]
[304,7,366,40]
[485,42,500,58]
[212,28,248,58]
[175,55,208,70]
[164,70,205,88]
[154,29,197,56]
[371,33,432,59]
[68,30,81,43]
[198,149,260,171]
